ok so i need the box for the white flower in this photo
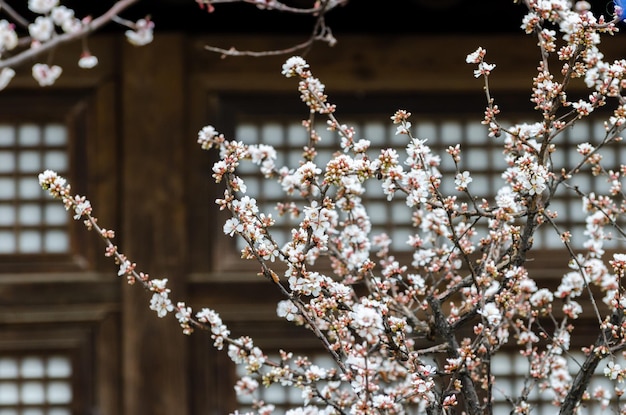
[412,248,436,267]
[32,63,62,87]
[288,272,325,296]
[572,99,593,116]
[29,16,55,42]
[125,19,154,46]
[474,62,496,78]
[419,364,437,376]
[353,139,371,153]
[50,6,74,26]
[555,271,585,298]
[38,169,63,187]
[78,53,98,69]
[59,17,82,34]
[73,198,91,219]
[466,47,485,64]
[149,292,174,318]
[508,156,548,196]
[223,217,243,236]
[455,171,472,190]
[562,300,582,319]
[395,121,411,135]
[175,302,192,324]
[248,143,277,165]
[28,0,59,14]
[281,56,308,77]
[117,260,131,277]
[576,142,594,156]
[149,278,170,293]
[276,300,299,321]
[0,68,15,91]
[0,20,18,53]
[234,376,259,396]
[197,125,222,150]
[350,301,384,342]
[295,161,321,182]
[495,186,518,211]
[604,361,622,381]
[478,302,502,326]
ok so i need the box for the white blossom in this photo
[50,6,74,26]
[149,292,174,318]
[466,47,485,64]
[32,63,62,87]
[125,19,154,46]
[350,300,384,342]
[28,0,59,14]
[282,56,308,77]
[455,171,473,190]
[29,16,54,42]
[78,53,99,69]
[0,68,14,91]
[0,20,18,53]
[478,302,502,326]
[605,361,622,381]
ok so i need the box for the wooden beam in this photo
[121,34,189,415]
[190,34,626,93]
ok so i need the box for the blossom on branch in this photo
[28,0,59,15]
[0,67,14,91]
[125,18,155,46]
[0,20,18,56]
[149,292,174,318]
[78,52,99,69]
[31,63,62,86]
[615,0,626,21]
[29,16,55,42]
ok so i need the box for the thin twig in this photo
[0,1,29,28]
[201,0,347,14]
[204,0,338,57]
[205,37,322,57]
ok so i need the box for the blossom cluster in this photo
[202,3,626,409]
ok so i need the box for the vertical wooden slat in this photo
[95,312,121,415]
[86,79,120,271]
[186,80,217,275]
[121,34,189,415]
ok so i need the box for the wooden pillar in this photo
[121,34,189,415]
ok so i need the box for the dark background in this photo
[4,0,621,35]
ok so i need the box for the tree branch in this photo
[0,0,140,70]
[0,1,29,28]
[559,321,622,414]
[427,294,481,415]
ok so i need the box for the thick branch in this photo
[560,308,625,414]
[559,346,602,415]
[427,295,481,415]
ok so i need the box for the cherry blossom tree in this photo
[34,0,626,414]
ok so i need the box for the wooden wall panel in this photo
[121,34,190,415]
